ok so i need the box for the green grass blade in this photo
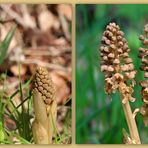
[14,134,31,144]
[0,26,16,64]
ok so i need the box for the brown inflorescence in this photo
[139,24,148,104]
[33,67,55,105]
[100,22,136,103]
[139,24,148,126]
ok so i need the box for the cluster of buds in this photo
[138,24,148,126]
[100,22,136,103]
[34,67,55,105]
[32,67,57,144]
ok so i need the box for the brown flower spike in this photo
[100,22,141,144]
[100,22,136,104]
[34,67,55,105]
[138,24,148,126]
[32,67,57,144]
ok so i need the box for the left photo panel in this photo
[0,4,72,144]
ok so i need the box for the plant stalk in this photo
[119,84,141,144]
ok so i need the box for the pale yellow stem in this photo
[47,100,57,144]
[32,89,49,144]
[119,85,141,144]
[32,89,48,130]
[32,120,48,144]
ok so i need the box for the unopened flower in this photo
[34,67,55,105]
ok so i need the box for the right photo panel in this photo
[76,4,148,144]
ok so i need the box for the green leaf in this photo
[0,26,16,64]
[0,122,5,142]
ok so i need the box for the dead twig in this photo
[21,59,70,73]
[0,4,36,29]
[23,48,71,57]
[59,13,71,41]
